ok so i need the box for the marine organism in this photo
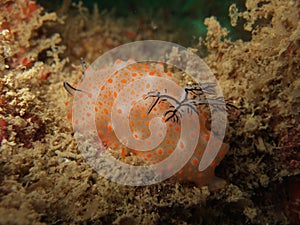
[65,59,230,190]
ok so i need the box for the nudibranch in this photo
[65,41,231,190]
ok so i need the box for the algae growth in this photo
[0,0,299,224]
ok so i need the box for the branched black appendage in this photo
[165,106,181,123]
[145,83,239,123]
[144,91,181,114]
[145,90,200,123]
[180,101,199,115]
[184,83,217,99]
[185,84,239,113]
[193,97,239,114]
[163,101,199,123]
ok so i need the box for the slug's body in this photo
[65,59,229,190]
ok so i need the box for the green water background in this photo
[38,0,250,44]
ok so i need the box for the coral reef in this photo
[0,0,299,224]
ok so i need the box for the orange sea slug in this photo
[65,59,229,191]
